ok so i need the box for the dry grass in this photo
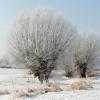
[0,90,9,95]
[87,77,96,80]
[69,79,92,91]
[13,83,62,100]
[13,90,28,99]
[45,83,62,92]
[14,98,21,100]
[86,71,96,77]
[11,79,21,85]
[70,82,80,91]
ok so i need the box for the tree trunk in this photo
[73,66,81,78]
[80,66,87,77]
[74,65,87,78]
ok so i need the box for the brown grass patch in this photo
[87,77,96,80]
[0,90,9,95]
[14,98,21,100]
[70,82,80,91]
[13,90,28,99]
[69,79,92,91]
[13,83,62,99]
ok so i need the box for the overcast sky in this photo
[0,0,100,57]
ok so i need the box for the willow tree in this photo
[71,33,100,77]
[9,9,76,83]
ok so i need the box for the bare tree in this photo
[70,33,100,77]
[9,9,76,82]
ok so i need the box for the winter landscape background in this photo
[0,0,100,100]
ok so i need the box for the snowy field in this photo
[0,68,100,100]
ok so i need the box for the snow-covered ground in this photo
[0,68,100,100]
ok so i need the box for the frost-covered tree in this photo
[9,9,76,82]
[71,33,100,77]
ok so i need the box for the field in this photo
[0,68,100,100]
